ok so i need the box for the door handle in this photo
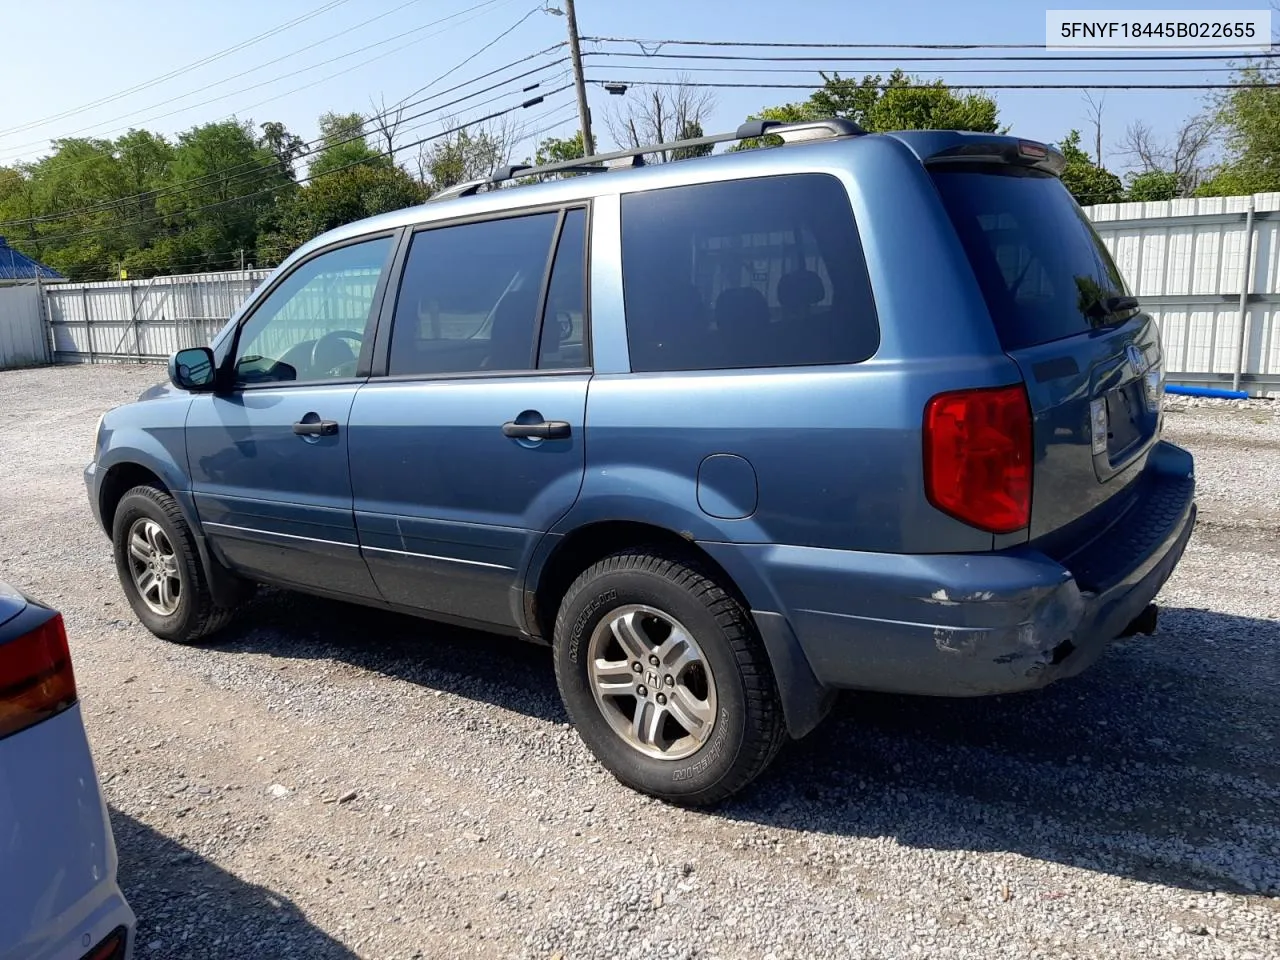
[293,419,339,437]
[502,420,571,440]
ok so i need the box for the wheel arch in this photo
[96,454,248,610]
[98,461,171,536]
[528,518,834,739]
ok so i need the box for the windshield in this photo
[931,166,1136,351]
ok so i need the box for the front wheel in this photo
[111,485,242,643]
[553,548,786,806]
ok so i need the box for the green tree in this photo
[160,119,287,271]
[421,125,510,191]
[1058,130,1124,206]
[1196,63,1280,195]
[516,132,587,183]
[22,137,131,279]
[309,111,387,177]
[736,69,1001,150]
[258,163,425,263]
[258,121,307,179]
[1125,170,1179,202]
[112,129,175,255]
[532,132,585,166]
[670,120,713,161]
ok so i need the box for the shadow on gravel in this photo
[111,806,359,959]
[207,588,569,724]
[207,592,1278,899]
[721,606,1280,899]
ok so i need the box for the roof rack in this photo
[427,117,864,202]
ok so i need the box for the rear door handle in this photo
[502,420,571,440]
[293,419,339,437]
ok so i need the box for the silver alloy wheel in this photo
[126,518,182,617]
[586,604,718,761]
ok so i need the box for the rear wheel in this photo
[111,485,242,643]
[553,548,785,806]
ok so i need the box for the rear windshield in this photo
[931,166,1133,351]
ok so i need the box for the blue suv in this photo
[86,119,1196,805]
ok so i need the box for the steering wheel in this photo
[309,329,365,378]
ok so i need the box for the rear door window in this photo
[930,167,1136,351]
[620,174,879,373]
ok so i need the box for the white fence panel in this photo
[1083,192,1280,396]
[0,285,49,370]
[45,269,271,364]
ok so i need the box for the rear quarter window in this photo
[620,173,880,373]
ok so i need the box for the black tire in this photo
[111,485,241,643]
[553,547,786,806]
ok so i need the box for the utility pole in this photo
[562,0,594,155]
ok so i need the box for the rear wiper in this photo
[1086,295,1141,320]
[1103,295,1140,314]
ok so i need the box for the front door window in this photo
[233,236,393,385]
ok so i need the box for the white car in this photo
[0,580,135,960]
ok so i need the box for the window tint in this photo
[538,208,588,370]
[931,167,1135,351]
[620,174,879,373]
[234,236,391,385]
[389,213,559,376]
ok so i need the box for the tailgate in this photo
[930,162,1165,539]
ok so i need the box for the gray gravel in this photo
[0,362,1277,960]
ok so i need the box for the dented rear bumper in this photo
[702,442,1196,698]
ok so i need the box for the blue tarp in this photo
[0,236,64,281]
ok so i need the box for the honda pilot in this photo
[86,118,1196,805]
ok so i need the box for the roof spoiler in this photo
[923,139,1066,177]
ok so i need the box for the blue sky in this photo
[0,0,1264,175]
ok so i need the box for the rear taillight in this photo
[0,613,77,740]
[924,385,1032,534]
[80,926,128,960]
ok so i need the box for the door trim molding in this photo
[203,521,360,552]
[361,544,512,571]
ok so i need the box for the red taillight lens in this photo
[924,385,1032,534]
[0,612,77,740]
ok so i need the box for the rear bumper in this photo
[0,704,136,960]
[702,441,1196,698]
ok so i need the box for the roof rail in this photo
[425,116,864,203]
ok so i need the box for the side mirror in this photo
[169,347,217,392]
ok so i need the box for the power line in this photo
[583,37,1064,50]
[25,89,573,248]
[589,61,1249,75]
[0,53,569,229]
[582,35,1279,54]
[588,77,1280,91]
[0,0,357,139]
[0,0,516,162]
[586,49,1279,64]
[390,3,547,108]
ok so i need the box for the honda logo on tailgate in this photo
[1126,344,1146,374]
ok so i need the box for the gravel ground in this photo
[0,362,1277,960]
